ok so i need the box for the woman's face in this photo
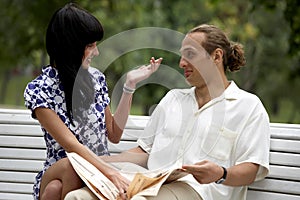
[82,42,99,69]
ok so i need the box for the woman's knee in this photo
[59,158,79,177]
[49,157,80,183]
[40,158,77,196]
[60,159,83,188]
[55,157,74,172]
[41,179,62,200]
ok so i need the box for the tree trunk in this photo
[0,70,11,104]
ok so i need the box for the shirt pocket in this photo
[201,125,238,161]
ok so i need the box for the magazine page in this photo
[67,152,119,200]
[125,167,189,198]
[110,162,149,181]
[74,169,109,200]
[67,153,188,200]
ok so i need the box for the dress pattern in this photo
[24,65,110,199]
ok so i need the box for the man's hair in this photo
[189,24,246,72]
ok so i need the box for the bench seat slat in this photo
[249,178,300,195]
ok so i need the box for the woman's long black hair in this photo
[46,3,103,124]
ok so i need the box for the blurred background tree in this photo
[0,0,299,123]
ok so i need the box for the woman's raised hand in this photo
[125,57,163,89]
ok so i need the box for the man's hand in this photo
[183,161,259,186]
[182,160,224,184]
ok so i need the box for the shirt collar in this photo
[223,81,240,100]
[187,81,240,101]
[175,82,240,113]
[42,65,59,80]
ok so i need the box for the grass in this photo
[0,75,30,108]
[270,99,300,124]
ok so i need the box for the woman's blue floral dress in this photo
[24,65,110,200]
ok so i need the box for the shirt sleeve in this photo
[234,101,270,181]
[137,91,173,153]
[24,79,55,118]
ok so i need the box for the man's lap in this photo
[64,181,202,200]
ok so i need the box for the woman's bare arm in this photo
[102,146,149,169]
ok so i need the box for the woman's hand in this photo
[105,167,130,200]
[125,57,163,89]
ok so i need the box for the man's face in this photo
[179,33,213,87]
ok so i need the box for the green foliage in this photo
[0,0,69,69]
[0,0,299,123]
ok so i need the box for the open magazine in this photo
[67,152,188,200]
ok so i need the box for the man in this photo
[65,24,270,200]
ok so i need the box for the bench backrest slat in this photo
[0,159,43,172]
[270,151,300,167]
[271,138,300,153]
[0,148,46,160]
[0,124,42,136]
[0,135,45,149]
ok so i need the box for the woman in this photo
[24,3,162,200]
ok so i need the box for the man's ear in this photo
[213,48,223,63]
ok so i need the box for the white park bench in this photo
[0,108,299,200]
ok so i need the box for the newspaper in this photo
[67,152,188,199]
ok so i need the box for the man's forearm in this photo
[224,162,259,186]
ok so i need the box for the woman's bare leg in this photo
[40,157,83,200]
[40,179,62,200]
